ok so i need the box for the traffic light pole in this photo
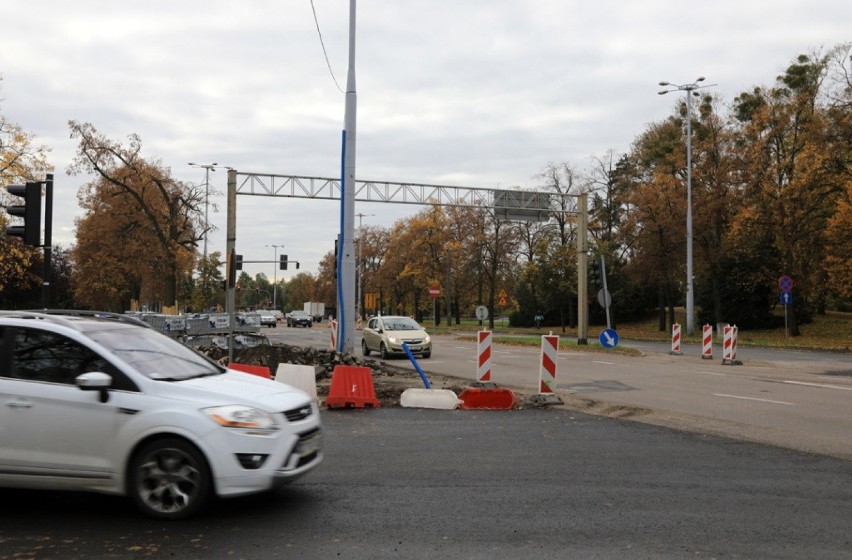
[238,259,300,268]
[226,170,237,362]
[42,174,53,308]
[4,174,52,307]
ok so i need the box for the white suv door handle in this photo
[6,399,33,409]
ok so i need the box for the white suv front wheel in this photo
[129,438,212,520]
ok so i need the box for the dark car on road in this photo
[287,310,313,328]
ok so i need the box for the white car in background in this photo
[258,310,278,327]
[0,311,323,519]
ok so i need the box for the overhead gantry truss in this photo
[233,172,571,218]
[223,171,590,360]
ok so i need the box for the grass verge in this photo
[427,310,851,353]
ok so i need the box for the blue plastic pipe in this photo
[402,342,431,389]
[336,130,346,352]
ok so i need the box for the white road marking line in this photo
[592,360,616,365]
[713,393,795,406]
[781,380,852,391]
[693,371,727,376]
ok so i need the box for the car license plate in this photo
[295,430,323,457]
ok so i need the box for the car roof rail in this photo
[0,309,152,329]
[0,310,79,329]
[38,310,154,328]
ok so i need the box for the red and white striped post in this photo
[539,334,559,394]
[477,330,493,382]
[722,324,739,364]
[702,324,713,359]
[329,319,338,350]
[732,325,738,361]
[670,323,682,355]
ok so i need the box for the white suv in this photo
[0,311,323,519]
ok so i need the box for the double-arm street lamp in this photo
[658,77,714,336]
[188,162,217,262]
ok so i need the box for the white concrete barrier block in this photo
[275,363,318,402]
[400,388,462,410]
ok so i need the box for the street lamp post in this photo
[267,244,285,310]
[188,162,218,262]
[658,77,714,336]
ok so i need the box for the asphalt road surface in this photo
[1,408,850,559]
[281,328,851,462]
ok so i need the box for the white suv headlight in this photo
[204,405,278,433]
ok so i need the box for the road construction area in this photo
[307,333,852,462]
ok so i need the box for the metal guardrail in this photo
[125,312,267,349]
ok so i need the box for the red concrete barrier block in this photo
[458,387,515,410]
[228,362,271,379]
[326,365,381,409]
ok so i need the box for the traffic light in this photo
[5,181,41,246]
[280,254,288,270]
[235,254,243,270]
[333,238,338,279]
[226,248,236,287]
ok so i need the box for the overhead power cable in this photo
[309,0,344,93]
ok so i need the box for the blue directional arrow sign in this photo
[780,292,793,305]
[599,328,619,348]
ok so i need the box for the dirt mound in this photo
[201,342,468,407]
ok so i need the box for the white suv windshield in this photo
[86,327,224,380]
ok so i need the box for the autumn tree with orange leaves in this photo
[68,121,204,311]
[730,47,850,334]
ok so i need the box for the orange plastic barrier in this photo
[326,365,381,408]
[458,387,515,410]
[229,363,271,379]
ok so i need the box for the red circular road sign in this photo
[778,275,794,293]
[429,285,441,299]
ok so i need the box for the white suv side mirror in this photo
[76,372,113,403]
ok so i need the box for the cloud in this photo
[1,0,848,282]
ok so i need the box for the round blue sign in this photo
[599,328,619,348]
[778,275,794,293]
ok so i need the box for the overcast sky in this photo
[2,1,849,284]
